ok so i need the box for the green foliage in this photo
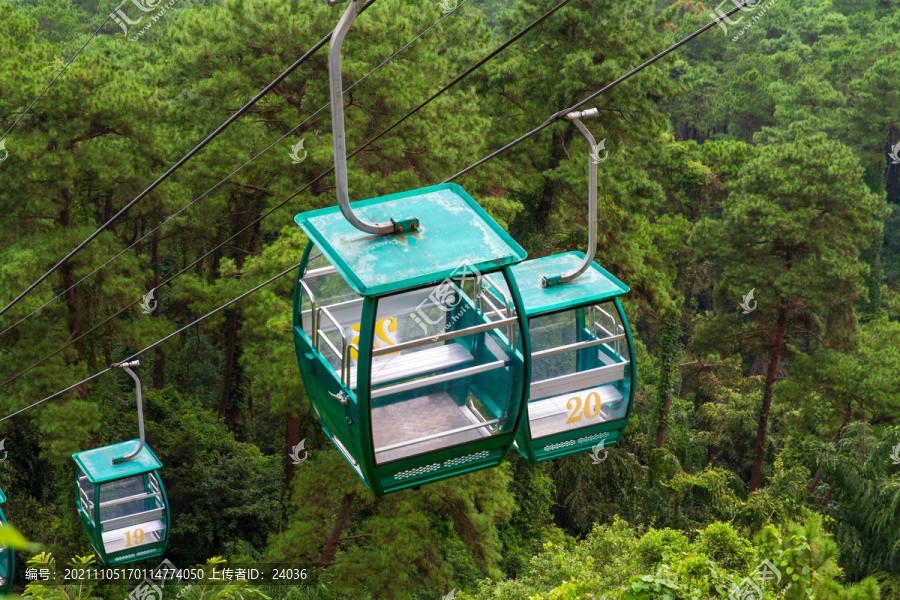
[1,0,900,596]
[143,388,282,564]
[634,528,689,570]
[22,553,101,600]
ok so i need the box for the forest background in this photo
[0,0,899,597]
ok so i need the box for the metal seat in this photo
[530,362,628,399]
[101,518,166,553]
[349,343,476,389]
[527,384,624,438]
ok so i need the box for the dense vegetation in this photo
[1,0,898,598]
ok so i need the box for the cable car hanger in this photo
[542,108,600,288]
[72,360,171,565]
[111,360,145,464]
[289,0,530,496]
[328,0,419,235]
[503,105,635,464]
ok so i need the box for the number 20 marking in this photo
[565,392,602,424]
[123,528,145,547]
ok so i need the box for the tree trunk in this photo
[285,408,303,494]
[749,300,787,492]
[535,132,564,225]
[821,481,836,505]
[218,309,240,419]
[151,230,165,388]
[656,394,671,448]
[806,469,822,497]
[60,263,86,365]
[655,316,679,449]
[319,492,355,567]
[887,126,899,205]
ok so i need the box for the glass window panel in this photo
[299,247,364,375]
[527,301,631,439]
[367,274,523,464]
[0,547,8,585]
[98,473,166,553]
[77,467,94,520]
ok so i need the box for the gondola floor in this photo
[372,392,494,463]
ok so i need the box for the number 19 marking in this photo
[123,528,145,547]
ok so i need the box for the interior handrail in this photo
[371,317,517,357]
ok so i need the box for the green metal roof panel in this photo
[295,183,527,296]
[72,441,163,483]
[509,252,630,316]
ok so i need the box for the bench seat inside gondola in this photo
[348,343,475,390]
[527,385,627,438]
[101,518,166,553]
[526,360,629,438]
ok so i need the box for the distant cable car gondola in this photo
[508,109,636,462]
[292,0,531,496]
[0,488,14,595]
[72,361,170,565]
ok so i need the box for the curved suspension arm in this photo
[112,360,145,464]
[542,108,600,288]
[329,0,418,235]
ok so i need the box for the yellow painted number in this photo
[123,528,145,547]
[349,317,398,360]
[584,392,602,419]
[565,392,602,424]
[565,396,583,424]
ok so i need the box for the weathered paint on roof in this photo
[73,441,163,483]
[295,183,526,296]
[509,252,629,316]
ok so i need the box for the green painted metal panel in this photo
[0,492,12,596]
[73,441,162,483]
[104,542,166,565]
[511,283,635,464]
[532,428,623,462]
[508,252,629,317]
[615,296,638,429]
[294,183,527,297]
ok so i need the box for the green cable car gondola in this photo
[0,488,14,596]
[506,109,636,462]
[72,361,170,565]
[293,0,530,496]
